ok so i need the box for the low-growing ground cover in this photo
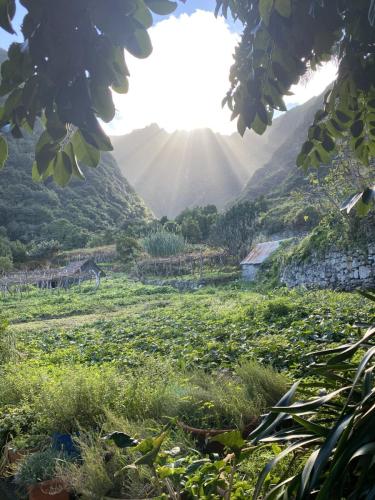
[0,274,373,497]
[4,274,372,371]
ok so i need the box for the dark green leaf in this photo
[125,28,152,59]
[144,0,177,15]
[103,431,139,448]
[0,0,15,34]
[53,151,72,187]
[274,0,291,18]
[259,0,274,25]
[72,131,100,168]
[351,120,364,138]
[91,82,116,123]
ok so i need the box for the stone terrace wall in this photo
[281,244,375,290]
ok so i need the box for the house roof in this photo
[240,240,283,265]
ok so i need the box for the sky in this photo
[0,1,337,136]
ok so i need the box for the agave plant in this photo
[250,294,375,499]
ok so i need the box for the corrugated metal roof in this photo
[240,240,283,265]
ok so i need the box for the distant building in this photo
[240,240,284,281]
[0,259,106,293]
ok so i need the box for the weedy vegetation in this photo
[0,271,374,498]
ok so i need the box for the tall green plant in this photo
[249,299,375,499]
[143,231,186,257]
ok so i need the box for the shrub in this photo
[142,231,186,257]
[261,298,293,321]
[0,256,13,273]
[163,220,181,234]
[177,370,261,429]
[0,318,19,364]
[34,366,122,433]
[10,240,27,263]
[27,240,61,260]
[115,235,142,264]
[61,433,115,499]
[15,448,67,487]
[60,430,152,500]
[236,360,288,408]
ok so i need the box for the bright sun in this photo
[106,10,337,137]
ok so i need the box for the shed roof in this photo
[240,240,283,265]
[0,259,105,287]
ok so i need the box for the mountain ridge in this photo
[111,94,325,217]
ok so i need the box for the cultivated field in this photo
[0,273,373,497]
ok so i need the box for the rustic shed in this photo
[240,240,283,281]
[0,259,106,294]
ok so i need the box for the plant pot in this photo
[6,445,38,464]
[28,479,69,500]
[6,447,25,464]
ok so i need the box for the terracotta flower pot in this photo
[6,445,38,464]
[28,479,69,500]
[6,447,26,464]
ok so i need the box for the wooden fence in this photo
[133,251,232,278]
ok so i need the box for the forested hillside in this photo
[111,96,324,217]
[0,130,150,248]
[239,93,324,201]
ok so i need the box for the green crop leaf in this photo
[351,120,364,138]
[253,438,321,500]
[308,414,353,490]
[134,432,167,466]
[64,142,85,180]
[249,382,299,443]
[211,430,245,452]
[80,125,112,154]
[133,2,153,29]
[272,386,351,414]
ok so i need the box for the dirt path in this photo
[8,305,141,333]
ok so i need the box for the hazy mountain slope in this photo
[111,94,324,217]
[238,93,324,201]
[111,125,272,217]
[0,130,150,244]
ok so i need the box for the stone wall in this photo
[280,243,375,290]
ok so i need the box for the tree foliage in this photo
[210,200,266,257]
[0,128,150,248]
[0,0,177,184]
[217,1,375,180]
[175,205,218,243]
